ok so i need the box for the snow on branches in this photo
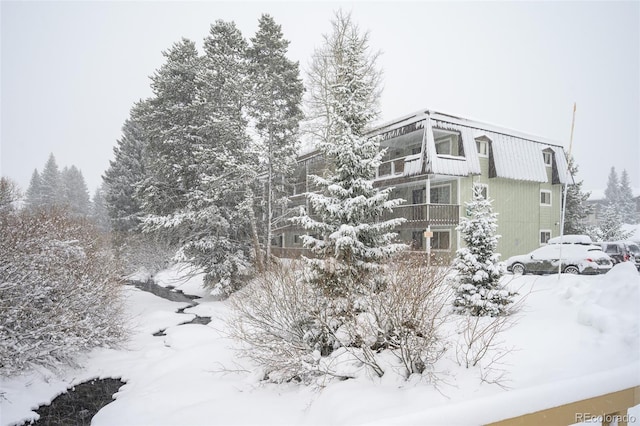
[0,208,125,376]
[452,185,514,316]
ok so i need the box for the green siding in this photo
[458,156,563,259]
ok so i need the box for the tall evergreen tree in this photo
[604,166,620,205]
[140,38,202,217]
[247,14,304,264]
[91,184,111,232]
[619,169,637,224]
[563,155,592,235]
[177,20,253,293]
[292,10,405,294]
[142,26,254,295]
[598,203,631,241]
[452,185,513,317]
[599,166,633,238]
[104,100,150,232]
[61,165,91,217]
[25,169,43,210]
[40,153,62,207]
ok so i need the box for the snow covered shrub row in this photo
[0,208,126,376]
[229,257,452,384]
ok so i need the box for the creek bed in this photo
[25,278,210,424]
[29,378,125,426]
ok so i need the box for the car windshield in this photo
[627,244,640,255]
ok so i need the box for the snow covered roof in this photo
[425,119,482,176]
[371,109,570,183]
[485,130,570,183]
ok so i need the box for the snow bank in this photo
[2,265,639,426]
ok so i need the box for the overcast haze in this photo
[2,1,639,197]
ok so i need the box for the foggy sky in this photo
[2,1,639,197]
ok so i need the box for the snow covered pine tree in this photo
[292,11,405,296]
[247,14,304,266]
[452,185,514,316]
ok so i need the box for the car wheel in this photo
[563,265,579,274]
[512,263,526,275]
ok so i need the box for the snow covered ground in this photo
[1,263,639,426]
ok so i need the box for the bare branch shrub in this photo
[228,260,329,383]
[0,208,126,376]
[453,282,526,387]
[365,256,452,379]
[230,256,454,383]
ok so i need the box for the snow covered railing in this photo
[383,203,460,227]
[366,363,640,426]
[486,386,639,426]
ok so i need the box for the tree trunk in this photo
[246,189,264,273]
[265,135,273,268]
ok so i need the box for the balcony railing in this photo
[274,203,459,232]
[382,203,459,227]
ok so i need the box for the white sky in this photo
[1,1,639,196]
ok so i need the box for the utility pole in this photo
[558,103,577,276]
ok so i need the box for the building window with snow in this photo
[540,189,552,206]
[540,230,551,245]
[430,230,451,250]
[476,140,489,157]
[431,185,451,204]
[433,128,464,157]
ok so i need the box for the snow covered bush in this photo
[351,256,451,379]
[230,257,452,383]
[229,260,327,383]
[452,185,514,316]
[0,208,125,376]
[454,314,516,387]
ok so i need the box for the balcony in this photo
[376,154,422,179]
[382,203,459,228]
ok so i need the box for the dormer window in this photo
[435,137,453,155]
[476,140,489,157]
[433,128,464,158]
[543,151,553,167]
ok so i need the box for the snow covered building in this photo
[273,109,571,260]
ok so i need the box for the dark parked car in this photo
[505,244,613,275]
[599,241,640,270]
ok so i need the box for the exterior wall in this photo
[274,113,566,261]
[457,154,563,259]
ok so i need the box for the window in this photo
[431,230,451,250]
[411,146,422,155]
[411,231,424,249]
[430,185,451,204]
[293,234,301,244]
[412,188,425,204]
[540,189,552,206]
[473,183,488,200]
[540,230,551,245]
[543,151,553,167]
[435,138,452,155]
[476,140,489,157]
[271,235,283,247]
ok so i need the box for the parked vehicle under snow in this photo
[505,244,613,275]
